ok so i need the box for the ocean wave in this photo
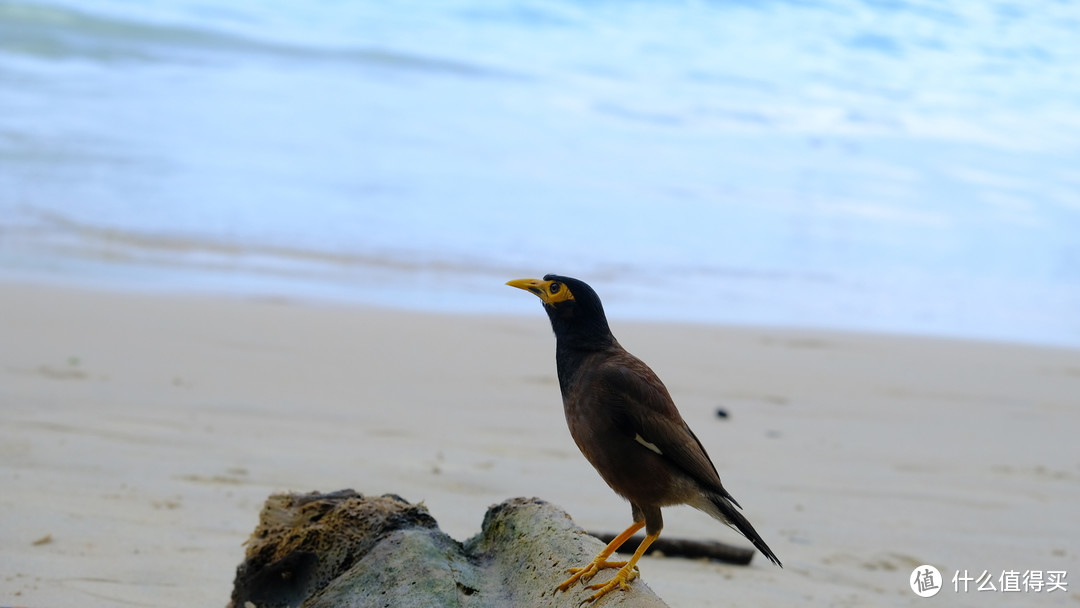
[0,0,515,78]
[7,208,529,278]
[0,1,269,63]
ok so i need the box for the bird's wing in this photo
[595,355,740,506]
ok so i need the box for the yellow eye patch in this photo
[545,280,574,303]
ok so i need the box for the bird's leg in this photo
[557,520,644,592]
[583,531,660,603]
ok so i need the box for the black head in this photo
[506,274,614,350]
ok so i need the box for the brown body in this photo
[563,348,718,523]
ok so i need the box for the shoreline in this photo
[3,273,1076,353]
[4,217,1079,351]
[2,281,1078,606]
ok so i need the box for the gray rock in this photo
[230,491,669,608]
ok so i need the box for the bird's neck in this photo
[554,338,616,399]
[543,301,616,397]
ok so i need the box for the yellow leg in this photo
[557,520,644,592]
[583,531,659,603]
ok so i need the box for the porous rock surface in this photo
[229,490,669,608]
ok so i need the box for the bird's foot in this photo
[582,563,640,603]
[556,559,628,592]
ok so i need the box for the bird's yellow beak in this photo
[506,278,574,304]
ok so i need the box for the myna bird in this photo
[507,274,781,602]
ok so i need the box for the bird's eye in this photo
[549,282,561,294]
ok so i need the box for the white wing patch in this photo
[634,433,663,455]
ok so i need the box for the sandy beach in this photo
[1,281,1078,607]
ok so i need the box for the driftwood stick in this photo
[588,532,756,565]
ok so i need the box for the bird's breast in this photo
[561,376,694,508]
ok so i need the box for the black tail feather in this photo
[709,494,783,568]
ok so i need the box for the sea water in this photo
[1,0,1078,347]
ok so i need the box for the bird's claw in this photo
[581,565,640,602]
[557,560,628,591]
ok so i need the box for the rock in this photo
[229,491,669,608]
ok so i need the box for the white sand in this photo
[1,282,1078,606]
